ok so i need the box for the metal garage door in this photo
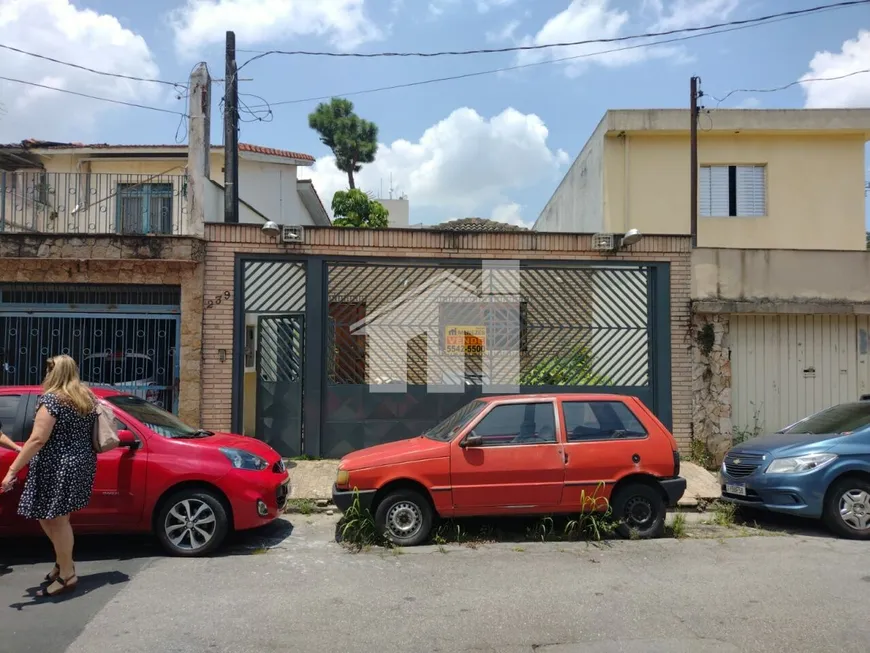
[731,315,870,435]
[0,284,181,412]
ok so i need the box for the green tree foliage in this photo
[521,347,612,386]
[331,189,389,229]
[308,98,378,190]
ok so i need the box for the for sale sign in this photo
[445,325,486,356]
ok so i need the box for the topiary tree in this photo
[331,189,389,229]
[308,98,378,190]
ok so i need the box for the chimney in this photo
[187,63,212,237]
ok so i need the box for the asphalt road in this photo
[2,516,869,653]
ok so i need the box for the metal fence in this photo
[0,171,190,235]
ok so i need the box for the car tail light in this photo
[673,449,681,477]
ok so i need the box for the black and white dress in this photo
[17,393,97,520]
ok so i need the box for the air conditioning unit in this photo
[591,233,618,251]
[281,225,304,243]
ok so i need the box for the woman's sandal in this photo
[42,564,60,585]
[37,571,77,598]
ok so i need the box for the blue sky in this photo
[0,0,868,227]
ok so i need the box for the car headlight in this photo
[336,469,350,487]
[766,452,837,474]
[220,447,268,471]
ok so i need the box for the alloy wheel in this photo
[164,498,218,551]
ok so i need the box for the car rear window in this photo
[563,401,647,441]
[782,403,870,435]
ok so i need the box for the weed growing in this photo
[669,512,688,538]
[712,501,737,527]
[336,490,386,552]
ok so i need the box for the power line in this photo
[238,0,869,66]
[0,43,185,89]
[246,14,812,109]
[709,69,870,106]
[0,76,188,117]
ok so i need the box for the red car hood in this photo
[190,432,282,462]
[340,436,449,470]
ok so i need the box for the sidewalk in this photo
[286,459,721,510]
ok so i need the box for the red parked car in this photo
[0,387,290,556]
[332,394,686,546]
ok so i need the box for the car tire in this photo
[823,477,870,540]
[374,489,433,547]
[612,483,666,539]
[156,489,230,557]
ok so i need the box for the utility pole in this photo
[224,30,239,224]
[689,76,700,249]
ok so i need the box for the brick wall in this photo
[202,225,693,450]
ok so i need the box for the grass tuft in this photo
[669,512,688,539]
[712,501,737,527]
[336,490,386,552]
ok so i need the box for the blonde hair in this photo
[43,355,95,415]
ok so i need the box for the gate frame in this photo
[232,253,671,457]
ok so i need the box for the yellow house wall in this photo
[603,132,866,250]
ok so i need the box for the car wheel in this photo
[612,483,666,539]
[823,477,870,540]
[374,489,433,547]
[156,490,230,557]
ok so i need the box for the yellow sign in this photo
[445,325,486,356]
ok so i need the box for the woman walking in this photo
[0,355,97,597]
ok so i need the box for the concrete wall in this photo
[604,132,866,250]
[693,248,870,304]
[535,121,605,233]
[379,198,410,227]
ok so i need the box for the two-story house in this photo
[536,108,870,461]
[0,139,330,235]
[0,137,328,428]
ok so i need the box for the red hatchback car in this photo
[0,387,290,556]
[333,394,686,546]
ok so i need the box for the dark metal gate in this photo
[0,284,181,412]
[255,314,305,457]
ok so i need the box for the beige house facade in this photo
[535,108,869,251]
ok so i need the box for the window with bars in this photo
[699,164,766,217]
[116,183,173,234]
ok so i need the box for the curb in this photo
[283,502,722,516]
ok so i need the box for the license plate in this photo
[725,484,746,496]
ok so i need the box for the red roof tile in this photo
[14,140,314,162]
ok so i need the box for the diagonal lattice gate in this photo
[321,261,660,458]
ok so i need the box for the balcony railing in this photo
[0,171,190,236]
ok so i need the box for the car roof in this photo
[0,385,125,398]
[477,393,633,402]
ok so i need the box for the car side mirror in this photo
[461,434,483,448]
[118,430,141,451]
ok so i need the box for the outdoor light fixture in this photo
[622,228,643,247]
[262,221,280,237]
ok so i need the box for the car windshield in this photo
[423,400,486,442]
[105,395,206,439]
[781,402,870,435]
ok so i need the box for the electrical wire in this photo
[237,0,869,65]
[709,69,870,106]
[0,43,185,89]
[0,75,188,117]
[245,14,809,109]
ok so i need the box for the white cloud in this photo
[429,0,516,17]
[170,0,382,56]
[735,97,761,109]
[477,0,517,12]
[512,0,678,77]
[303,107,569,217]
[645,0,739,31]
[489,202,532,229]
[801,30,870,109]
[0,0,162,142]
